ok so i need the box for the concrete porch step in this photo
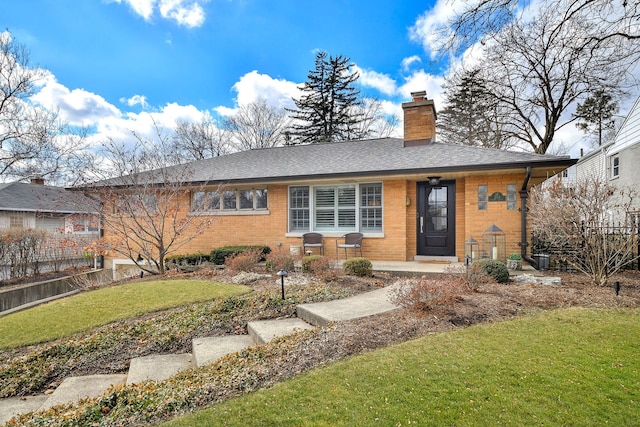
[247,318,315,344]
[126,354,194,385]
[39,374,127,411]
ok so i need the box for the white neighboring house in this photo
[606,95,640,206]
[575,95,640,223]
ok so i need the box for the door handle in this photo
[420,217,424,233]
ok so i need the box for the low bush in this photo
[224,249,263,273]
[390,271,468,313]
[475,259,510,283]
[210,246,271,265]
[165,252,211,267]
[342,258,372,277]
[302,255,334,278]
[265,250,296,273]
[301,255,322,273]
[465,262,496,291]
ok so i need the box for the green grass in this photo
[164,308,640,426]
[0,279,249,349]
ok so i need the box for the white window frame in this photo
[287,182,384,236]
[611,156,620,179]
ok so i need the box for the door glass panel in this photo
[426,186,447,232]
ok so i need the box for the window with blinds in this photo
[289,183,382,233]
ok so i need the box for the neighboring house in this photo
[605,95,640,210]
[0,179,100,279]
[0,179,98,234]
[575,94,640,216]
[95,91,576,273]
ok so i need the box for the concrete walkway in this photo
[0,280,402,425]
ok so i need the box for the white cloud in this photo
[401,55,422,72]
[31,72,122,126]
[109,0,208,28]
[398,70,446,109]
[215,70,300,115]
[120,94,149,109]
[354,66,397,96]
[409,0,466,59]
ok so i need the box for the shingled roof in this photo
[0,182,95,213]
[95,138,576,188]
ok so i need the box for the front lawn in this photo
[164,307,640,427]
[0,279,250,349]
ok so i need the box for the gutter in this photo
[519,166,538,269]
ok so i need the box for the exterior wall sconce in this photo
[428,176,441,185]
[406,196,411,207]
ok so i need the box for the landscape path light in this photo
[277,269,288,299]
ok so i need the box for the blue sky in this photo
[0,0,636,157]
[2,1,442,124]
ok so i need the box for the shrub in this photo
[265,250,296,273]
[343,257,372,277]
[224,248,263,273]
[508,253,522,260]
[475,259,510,283]
[302,255,334,278]
[210,246,271,265]
[301,255,322,272]
[165,252,211,267]
[390,271,468,313]
[465,262,496,291]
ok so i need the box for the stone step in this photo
[192,335,255,367]
[247,318,315,344]
[0,395,48,425]
[39,374,127,411]
[126,354,194,385]
[297,285,400,326]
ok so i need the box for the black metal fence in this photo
[532,223,640,272]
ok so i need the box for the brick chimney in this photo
[402,90,437,147]
[30,177,45,185]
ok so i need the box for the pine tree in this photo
[574,89,619,146]
[438,68,509,149]
[287,52,363,144]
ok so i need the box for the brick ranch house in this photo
[96,91,576,275]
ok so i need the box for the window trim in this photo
[190,188,269,215]
[287,182,384,236]
[611,155,620,179]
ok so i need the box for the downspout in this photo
[519,166,538,269]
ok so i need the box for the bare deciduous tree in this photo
[0,31,90,184]
[83,125,215,275]
[529,175,639,286]
[344,98,399,140]
[436,0,639,56]
[172,116,230,162]
[431,0,638,154]
[225,98,290,150]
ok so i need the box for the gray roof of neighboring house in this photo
[0,182,96,214]
[91,138,577,187]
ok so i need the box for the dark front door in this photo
[417,181,455,256]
